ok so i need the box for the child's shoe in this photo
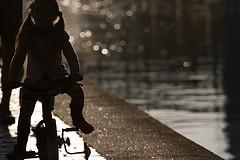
[73,118,94,134]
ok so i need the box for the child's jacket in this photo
[9,16,81,83]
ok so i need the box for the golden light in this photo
[101,48,109,55]
[93,45,100,51]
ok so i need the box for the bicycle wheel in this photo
[84,142,91,160]
[35,119,59,160]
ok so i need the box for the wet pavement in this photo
[0,88,106,160]
[53,81,224,160]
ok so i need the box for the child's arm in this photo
[62,31,83,80]
[8,15,31,83]
[8,44,27,82]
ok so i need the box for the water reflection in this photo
[60,0,225,110]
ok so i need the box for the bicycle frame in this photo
[24,105,91,160]
[15,80,91,160]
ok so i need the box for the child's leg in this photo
[7,87,37,159]
[16,87,37,153]
[66,85,84,122]
[40,96,54,122]
[65,84,94,134]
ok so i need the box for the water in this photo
[23,0,240,159]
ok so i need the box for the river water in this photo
[23,0,240,159]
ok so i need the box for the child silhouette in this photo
[7,0,94,158]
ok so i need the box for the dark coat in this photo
[9,15,81,83]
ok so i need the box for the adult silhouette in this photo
[0,0,22,124]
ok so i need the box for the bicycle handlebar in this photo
[4,76,83,97]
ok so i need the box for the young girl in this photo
[7,0,94,158]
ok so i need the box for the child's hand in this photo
[70,72,83,82]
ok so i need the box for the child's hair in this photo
[16,0,65,47]
[28,0,60,17]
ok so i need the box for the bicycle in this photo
[6,77,91,160]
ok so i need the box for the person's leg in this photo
[7,87,37,158]
[0,34,16,124]
[18,87,37,148]
[65,84,94,134]
[41,96,54,122]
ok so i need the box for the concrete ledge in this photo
[54,81,223,160]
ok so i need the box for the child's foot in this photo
[73,119,94,134]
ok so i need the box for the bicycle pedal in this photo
[65,137,71,146]
[63,127,79,132]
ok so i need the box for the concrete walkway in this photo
[54,81,224,160]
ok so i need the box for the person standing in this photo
[0,0,22,124]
